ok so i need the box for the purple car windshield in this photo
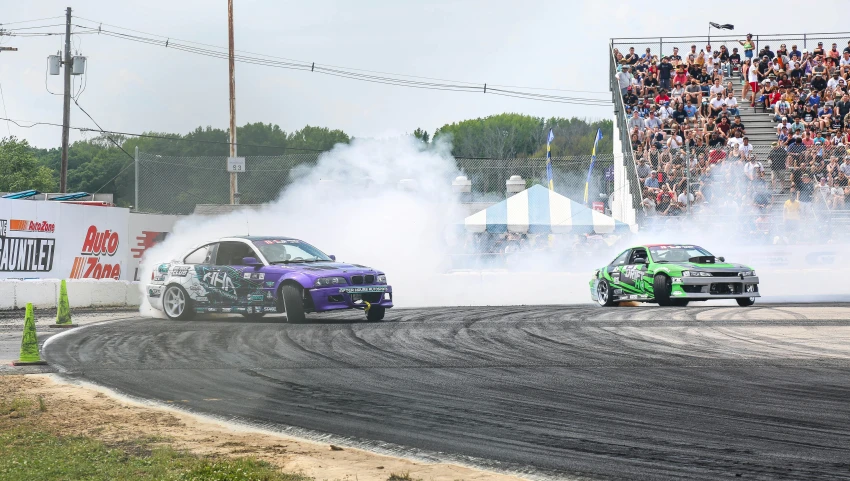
[252,239,331,263]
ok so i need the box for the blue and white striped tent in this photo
[464,184,630,234]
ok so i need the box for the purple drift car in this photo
[147,236,392,323]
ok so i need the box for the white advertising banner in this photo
[58,203,130,280]
[0,199,130,280]
[128,212,180,281]
[0,199,60,276]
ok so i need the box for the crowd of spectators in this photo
[613,35,850,241]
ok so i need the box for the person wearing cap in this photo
[760,44,775,60]
[616,65,633,98]
[827,71,844,91]
[738,34,755,59]
[813,42,825,58]
[644,170,660,189]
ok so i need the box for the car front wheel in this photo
[653,274,673,307]
[736,297,756,307]
[366,305,386,321]
[280,284,306,324]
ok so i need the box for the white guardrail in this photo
[0,279,141,310]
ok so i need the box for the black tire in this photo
[671,299,690,307]
[653,274,673,306]
[162,284,194,321]
[365,305,386,322]
[240,312,266,321]
[595,279,617,307]
[736,297,756,307]
[280,284,306,324]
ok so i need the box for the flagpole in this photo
[546,128,555,191]
[584,128,603,205]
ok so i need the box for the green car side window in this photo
[610,250,630,266]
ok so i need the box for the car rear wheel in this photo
[653,274,673,307]
[736,297,756,307]
[671,299,689,307]
[280,284,306,324]
[365,305,386,322]
[163,285,194,321]
[596,279,617,307]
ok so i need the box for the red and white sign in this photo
[10,219,56,233]
[69,226,122,279]
[592,201,605,213]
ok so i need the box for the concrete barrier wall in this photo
[0,279,141,310]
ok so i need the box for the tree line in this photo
[0,115,611,209]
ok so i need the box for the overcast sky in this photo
[2,0,849,148]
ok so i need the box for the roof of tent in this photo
[463,184,630,235]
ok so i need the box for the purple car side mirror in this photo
[329,255,336,261]
[242,256,262,267]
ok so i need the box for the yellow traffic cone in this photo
[12,303,47,366]
[50,279,77,329]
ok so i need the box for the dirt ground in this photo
[0,374,527,481]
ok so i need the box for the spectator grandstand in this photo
[611,32,850,242]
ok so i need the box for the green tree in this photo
[412,128,430,143]
[0,137,56,192]
[433,113,612,158]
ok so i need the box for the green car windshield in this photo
[649,245,713,263]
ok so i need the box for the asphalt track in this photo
[44,305,850,480]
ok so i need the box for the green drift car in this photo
[590,244,760,307]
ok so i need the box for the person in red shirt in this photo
[769,88,782,107]
[654,91,671,104]
[709,148,727,164]
[673,66,689,86]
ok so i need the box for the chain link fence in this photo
[135,151,617,216]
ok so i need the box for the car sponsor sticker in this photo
[265,281,275,287]
[339,286,388,294]
[148,287,162,298]
[249,294,264,302]
[158,264,170,273]
[170,266,191,277]
[243,272,265,280]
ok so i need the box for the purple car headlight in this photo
[376,274,387,284]
[315,276,347,287]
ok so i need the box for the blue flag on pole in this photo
[546,128,555,190]
[583,128,603,204]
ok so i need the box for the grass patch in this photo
[0,427,312,481]
[387,472,422,481]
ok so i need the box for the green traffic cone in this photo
[51,279,76,328]
[12,303,47,366]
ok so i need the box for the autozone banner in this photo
[0,200,60,275]
[0,199,130,280]
[59,204,129,280]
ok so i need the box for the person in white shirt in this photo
[709,93,726,116]
[827,72,845,91]
[727,134,744,148]
[667,132,683,150]
[841,52,850,75]
[659,103,674,120]
[739,137,754,159]
[776,118,791,133]
[840,159,850,176]
[725,92,739,116]
[709,79,725,97]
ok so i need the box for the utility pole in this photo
[60,7,72,193]
[228,0,238,205]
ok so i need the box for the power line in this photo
[70,16,612,104]
[0,116,330,152]
[0,80,10,136]
[0,16,65,26]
